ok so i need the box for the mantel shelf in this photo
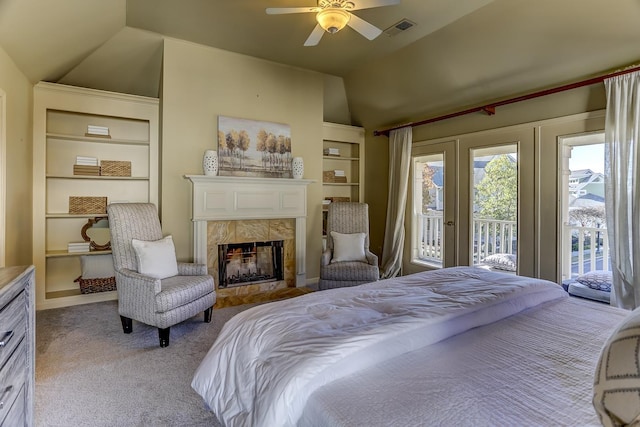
[185,175,315,186]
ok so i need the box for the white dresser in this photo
[0,266,34,426]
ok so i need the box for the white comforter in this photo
[191,267,567,427]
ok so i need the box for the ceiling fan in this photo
[266,0,401,46]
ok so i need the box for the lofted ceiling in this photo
[0,0,639,129]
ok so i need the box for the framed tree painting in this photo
[217,116,292,178]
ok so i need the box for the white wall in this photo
[161,38,325,281]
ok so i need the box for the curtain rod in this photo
[373,64,640,137]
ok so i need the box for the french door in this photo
[407,129,534,276]
[406,140,456,273]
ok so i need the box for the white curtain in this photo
[380,126,412,279]
[604,70,640,309]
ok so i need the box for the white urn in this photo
[292,157,304,179]
[203,150,218,176]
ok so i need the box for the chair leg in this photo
[158,327,170,348]
[120,316,132,334]
[204,307,213,323]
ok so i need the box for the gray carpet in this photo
[35,300,253,426]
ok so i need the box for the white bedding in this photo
[191,267,568,427]
[299,296,627,426]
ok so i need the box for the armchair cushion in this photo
[132,235,179,279]
[156,275,215,313]
[330,231,367,263]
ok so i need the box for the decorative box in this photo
[73,165,101,176]
[69,196,107,214]
[322,171,348,183]
[100,160,131,177]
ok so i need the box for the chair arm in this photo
[365,250,379,267]
[177,262,208,276]
[116,268,162,295]
[321,249,333,267]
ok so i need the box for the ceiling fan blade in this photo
[350,0,400,11]
[346,13,383,40]
[304,24,325,46]
[266,7,319,15]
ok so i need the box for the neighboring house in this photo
[569,169,605,198]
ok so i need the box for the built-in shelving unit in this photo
[33,82,159,310]
[322,122,365,241]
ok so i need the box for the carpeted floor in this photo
[35,296,284,426]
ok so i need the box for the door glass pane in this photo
[413,154,444,267]
[471,145,518,271]
[561,134,610,281]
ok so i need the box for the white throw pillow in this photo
[330,231,367,263]
[80,254,115,279]
[594,306,640,425]
[482,253,517,272]
[131,235,179,279]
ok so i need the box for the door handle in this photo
[445,221,455,226]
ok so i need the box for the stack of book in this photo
[68,242,90,253]
[74,156,100,176]
[333,170,347,183]
[323,147,340,157]
[86,125,110,137]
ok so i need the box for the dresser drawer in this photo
[0,384,24,427]
[0,291,26,371]
[0,340,25,425]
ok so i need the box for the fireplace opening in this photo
[218,240,284,288]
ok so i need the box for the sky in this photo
[570,144,604,173]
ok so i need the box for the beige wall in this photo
[0,44,32,267]
[160,38,325,282]
[365,84,608,271]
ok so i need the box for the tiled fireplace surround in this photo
[186,175,313,306]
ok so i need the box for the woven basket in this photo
[100,160,131,177]
[69,196,107,214]
[322,171,347,183]
[74,276,116,294]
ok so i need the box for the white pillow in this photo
[482,253,517,272]
[330,231,367,263]
[131,235,179,279]
[80,254,115,279]
[593,306,640,425]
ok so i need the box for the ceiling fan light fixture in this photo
[316,9,350,34]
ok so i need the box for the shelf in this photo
[45,289,117,300]
[46,213,107,219]
[46,175,148,181]
[322,156,359,161]
[46,132,149,146]
[46,249,112,258]
[34,82,158,310]
[322,182,360,186]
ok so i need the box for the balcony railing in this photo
[416,213,517,266]
[562,224,610,279]
[472,218,517,263]
[416,214,611,279]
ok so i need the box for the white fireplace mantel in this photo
[185,175,314,286]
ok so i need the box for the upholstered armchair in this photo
[319,202,380,290]
[107,203,215,347]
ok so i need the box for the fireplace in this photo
[218,240,284,288]
[186,175,312,306]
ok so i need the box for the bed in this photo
[191,266,632,427]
